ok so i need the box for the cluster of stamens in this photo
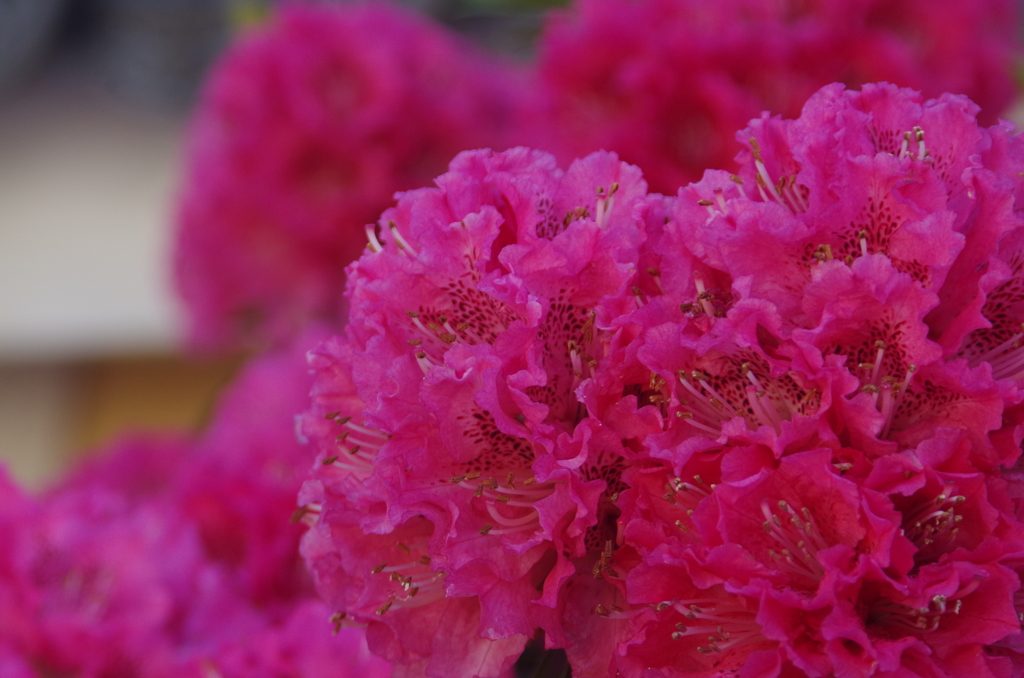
[290,502,321,527]
[749,138,808,214]
[809,228,877,269]
[813,227,880,269]
[450,471,556,536]
[896,126,929,162]
[695,140,808,217]
[368,547,446,614]
[319,413,388,480]
[871,577,981,635]
[672,362,808,437]
[567,330,598,391]
[852,339,915,439]
[642,372,668,413]
[661,474,712,529]
[406,310,492,374]
[592,539,620,579]
[968,322,1024,380]
[901,483,965,559]
[677,272,721,319]
[660,598,764,655]
[761,500,827,586]
[365,219,418,257]
[594,182,619,230]
[673,369,736,437]
[696,188,730,217]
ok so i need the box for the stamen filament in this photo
[730,174,748,199]
[388,220,418,256]
[674,411,723,436]
[365,224,383,253]
[343,420,388,440]
[457,479,554,498]
[485,502,540,528]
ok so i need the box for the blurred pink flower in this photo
[536,0,1020,192]
[181,601,390,678]
[175,0,533,352]
[0,328,385,676]
[176,327,330,607]
[0,644,38,678]
[27,485,212,678]
[0,469,40,666]
[52,434,193,504]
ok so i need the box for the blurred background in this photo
[0,0,548,490]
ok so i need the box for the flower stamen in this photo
[693,272,716,317]
[969,323,1024,379]
[915,126,928,161]
[730,174,747,199]
[902,483,965,560]
[365,224,384,253]
[290,503,321,526]
[871,577,979,635]
[457,473,557,535]
[668,599,764,655]
[594,182,619,229]
[388,219,418,257]
[760,500,827,584]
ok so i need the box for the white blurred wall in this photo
[0,77,182,362]
[0,72,189,489]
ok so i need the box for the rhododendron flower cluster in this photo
[536,0,1021,193]
[175,0,532,351]
[299,83,1024,677]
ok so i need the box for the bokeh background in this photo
[0,0,546,490]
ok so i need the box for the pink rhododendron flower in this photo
[0,468,40,664]
[4,449,248,678]
[180,601,391,678]
[606,83,1024,678]
[536,0,1020,192]
[299,83,1024,678]
[300,147,646,676]
[26,485,212,678]
[0,644,38,678]
[176,327,330,607]
[175,0,533,351]
[52,434,193,503]
[0,331,389,676]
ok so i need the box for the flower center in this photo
[761,499,828,586]
[320,415,387,478]
[850,339,916,439]
[896,126,929,162]
[369,547,446,613]
[966,322,1024,380]
[748,137,808,214]
[899,482,965,563]
[672,359,817,436]
[668,598,765,656]
[868,576,981,635]
[452,471,557,536]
